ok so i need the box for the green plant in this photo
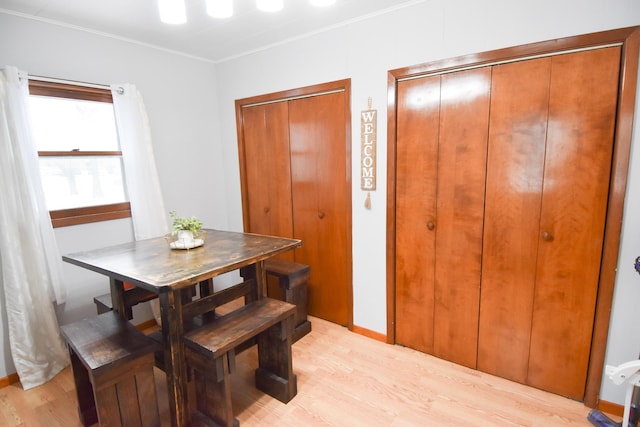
[170,211,203,235]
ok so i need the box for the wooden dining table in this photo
[62,229,302,427]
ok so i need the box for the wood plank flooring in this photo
[0,316,604,426]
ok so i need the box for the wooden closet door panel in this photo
[242,102,294,243]
[528,47,621,399]
[289,91,350,326]
[433,68,491,368]
[477,58,550,382]
[395,76,441,353]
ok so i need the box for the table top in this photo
[62,229,301,292]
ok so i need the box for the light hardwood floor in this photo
[0,316,608,426]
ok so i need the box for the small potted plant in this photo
[168,211,205,249]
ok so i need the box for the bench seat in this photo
[264,258,312,342]
[185,297,296,359]
[184,297,297,426]
[60,312,160,427]
[93,288,157,319]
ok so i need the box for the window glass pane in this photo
[39,156,127,210]
[29,96,119,151]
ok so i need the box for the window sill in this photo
[50,202,131,228]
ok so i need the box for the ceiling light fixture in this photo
[206,0,233,18]
[158,0,187,24]
[256,0,284,13]
[159,0,335,23]
[310,0,336,6]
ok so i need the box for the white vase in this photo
[176,230,195,245]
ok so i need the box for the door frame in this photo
[386,26,640,406]
[235,79,354,329]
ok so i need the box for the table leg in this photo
[160,291,189,427]
[239,265,260,304]
[199,278,214,297]
[109,278,127,319]
[255,260,267,299]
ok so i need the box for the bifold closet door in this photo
[240,88,351,327]
[289,91,350,326]
[479,47,621,399]
[395,68,490,368]
[528,47,620,399]
[241,102,294,248]
[478,57,551,384]
[395,75,440,355]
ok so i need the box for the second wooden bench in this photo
[60,312,160,427]
[184,297,297,427]
[93,283,158,320]
[241,258,312,343]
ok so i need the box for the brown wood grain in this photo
[585,26,640,408]
[528,46,621,400]
[63,229,301,292]
[236,80,353,329]
[50,202,131,228]
[289,91,351,327]
[387,26,640,406]
[432,68,490,368]
[240,102,294,244]
[63,230,301,427]
[478,57,551,382]
[185,298,295,359]
[394,68,490,369]
[60,312,160,427]
[394,76,440,354]
[60,313,157,374]
[29,79,113,103]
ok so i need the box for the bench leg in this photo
[255,316,297,403]
[68,347,98,427]
[132,368,161,427]
[191,352,238,427]
[93,361,160,427]
[95,386,123,426]
[283,284,312,343]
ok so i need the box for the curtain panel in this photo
[111,83,169,324]
[111,83,169,241]
[0,66,69,390]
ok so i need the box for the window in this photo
[28,80,131,227]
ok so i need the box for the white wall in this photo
[1,0,639,406]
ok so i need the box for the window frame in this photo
[28,80,131,227]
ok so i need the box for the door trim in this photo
[240,88,345,108]
[386,26,640,407]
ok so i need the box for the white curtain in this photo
[111,84,169,241]
[0,66,69,390]
[111,84,169,324]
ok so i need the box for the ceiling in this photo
[0,0,419,63]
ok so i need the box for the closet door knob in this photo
[427,221,435,231]
[542,231,553,241]
[263,207,270,213]
[318,211,325,219]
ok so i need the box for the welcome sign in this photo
[361,98,377,191]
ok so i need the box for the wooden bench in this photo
[93,284,158,320]
[241,258,311,342]
[184,297,297,427]
[60,312,160,427]
[264,258,312,342]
